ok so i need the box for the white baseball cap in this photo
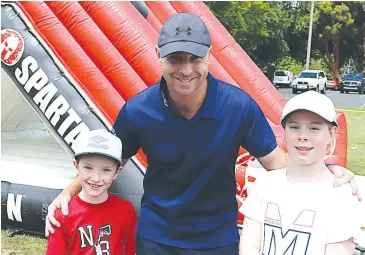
[280,91,338,127]
[73,129,122,163]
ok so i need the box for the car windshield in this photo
[275,71,287,76]
[298,72,317,79]
[343,73,363,81]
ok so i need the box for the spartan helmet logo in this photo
[175,26,192,36]
[1,29,24,66]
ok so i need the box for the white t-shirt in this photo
[241,168,361,255]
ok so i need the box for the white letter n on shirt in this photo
[78,225,94,248]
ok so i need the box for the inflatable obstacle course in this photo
[1,1,349,236]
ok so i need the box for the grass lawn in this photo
[1,109,364,254]
[1,230,47,254]
[339,108,365,176]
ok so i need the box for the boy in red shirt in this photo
[46,129,136,255]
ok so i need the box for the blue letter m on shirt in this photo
[263,224,311,255]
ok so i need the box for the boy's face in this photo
[75,154,120,200]
[284,110,336,165]
[156,46,211,97]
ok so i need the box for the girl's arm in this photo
[325,239,357,255]
[239,217,262,255]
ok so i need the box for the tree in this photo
[205,1,364,77]
[341,2,365,72]
[316,2,354,79]
[205,1,290,71]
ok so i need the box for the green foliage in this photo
[273,56,304,76]
[205,1,290,67]
[309,58,332,75]
[316,2,354,38]
[205,1,364,77]
[268,56,332,79]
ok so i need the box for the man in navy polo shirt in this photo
[46,13,360,254]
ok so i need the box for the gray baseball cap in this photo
[158,13,211,58]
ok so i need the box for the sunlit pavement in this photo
[277,87,365,109]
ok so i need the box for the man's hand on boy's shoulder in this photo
[45,193,71,237]
[328,165,362,201]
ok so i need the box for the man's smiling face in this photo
[158,50,211,97]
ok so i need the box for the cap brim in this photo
[74,152,121,164]
[160,41,209,58]
[280,107,338,127]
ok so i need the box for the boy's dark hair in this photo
[74,155,121,170]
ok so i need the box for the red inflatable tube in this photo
[169,1,286,124]
[45,1,147,100]
[114,2,159,45]
[79,1,162,87]
[145,1,177,24]
[17,1,124,124]
[145,6,163,33]
[331,111,347,166]
[130,2,162,34]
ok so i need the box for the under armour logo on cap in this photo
[176,26,191,36]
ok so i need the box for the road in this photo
[277,88,365,109]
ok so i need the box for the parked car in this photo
[339,73,365,94]
[326,76,339,90]
[291,70,327,94]
[273,70,295,88]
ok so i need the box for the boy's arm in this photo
[46,213,68,254]
[239,217,262,255]
[45,178,81,237]
[124,208,137,255]
[325,240,357,255]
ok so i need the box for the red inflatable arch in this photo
[17,1,348,227]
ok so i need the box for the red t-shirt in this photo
[47,194,137,255]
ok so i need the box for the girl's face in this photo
[284,110,336,166]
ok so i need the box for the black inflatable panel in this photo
[1,181,61,236]
[1,3,144,236]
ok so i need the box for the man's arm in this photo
[256,146,288,171]
[45,179,81,237]
[325,240,357,255]
[239,217,262,255]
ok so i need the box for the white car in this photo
[273,70,295,88]
[291,70,327,94]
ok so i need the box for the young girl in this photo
[240,91,360,255]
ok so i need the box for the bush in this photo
[268,56,333,78]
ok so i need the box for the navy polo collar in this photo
[159,73,218,119]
